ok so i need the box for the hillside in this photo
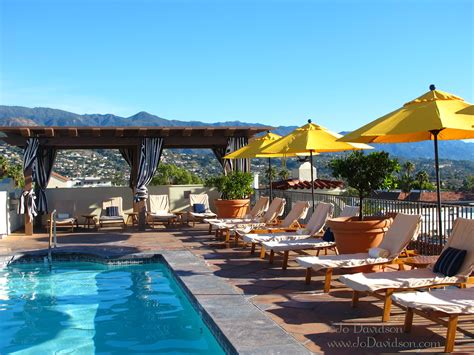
[0,105,473,161]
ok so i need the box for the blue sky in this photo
[1,0,472,131]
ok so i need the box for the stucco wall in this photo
[0,180,23,237]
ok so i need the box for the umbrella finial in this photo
[429,84,436,91]
[307,119,312,124]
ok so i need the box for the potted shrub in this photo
[205,171,254,218]
[328,151,399,254]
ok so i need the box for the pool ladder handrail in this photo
[48,210,57,263]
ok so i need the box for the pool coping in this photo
[0,248,311,355]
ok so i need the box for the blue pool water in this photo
[0,261,225,354]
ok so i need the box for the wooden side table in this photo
[172,211,187,226]
[125,212,139,227]
[401,255,439,270]
[82,214,97,229]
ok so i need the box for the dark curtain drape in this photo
[119,147,135,188]
[34,146,57,213]
[212,146,232,175]
[121,138,164,201]
[135,137,164,201]
[18,138,40,219]
[226,136,250,173]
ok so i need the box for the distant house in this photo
[47,172,73,188]
[272,178,344,194]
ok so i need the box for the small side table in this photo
[173,211,187,226]
[401,255,439,270]
[82,214,97,229]
[126,212,139,227]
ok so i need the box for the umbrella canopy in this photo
[223,132,307,200]
[339,85,474,247]
[224,132,283,159]
[340,87,474,143]
[261,120,372,210]
[260,121,373,155]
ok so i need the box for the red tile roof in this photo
[272,178,344,190]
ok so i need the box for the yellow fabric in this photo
[260,122,372,155]
[224,132,304,158]
[340,89,474,143]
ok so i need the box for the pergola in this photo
[0,125,271,235]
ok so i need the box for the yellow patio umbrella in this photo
[339,85,474,246]
[261,120,373,210]
[224,132,312,200]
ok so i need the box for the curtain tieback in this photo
[18,189,38,220]
[134,186,148,202]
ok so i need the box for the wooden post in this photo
[24,167,33,235]
[131,146,146,231]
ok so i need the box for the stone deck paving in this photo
[1,223,473,354]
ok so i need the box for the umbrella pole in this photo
[310,150,315,211]
[268,157,273,201]
[432,131,443,249]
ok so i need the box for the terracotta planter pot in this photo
[327,216,393,255]
[214,199,250,218]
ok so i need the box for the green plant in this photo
[0,156,24,187]
[330,151,400,220]
[205,171,253,200]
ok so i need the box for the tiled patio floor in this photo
[1,223,473,354]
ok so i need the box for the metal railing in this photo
[254,189,474,255]
[47,210,57,264]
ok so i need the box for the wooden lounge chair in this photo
[261,205,359,269]
[243,201,332,257]
[99,197,126,229]
[393,287,474,352]
[205,196,269,233]
[46,200,78,233]
[213,197,286,242]
[339,218,474,322]
[188,194,217,227]
[296,213,422,294]
[146,194,177,227]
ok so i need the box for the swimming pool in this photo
[0,261,225,354]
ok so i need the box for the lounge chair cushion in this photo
[149,212,176,219]
[100,215,124,221]
[392,288,474,314]
[297,253,391,272]
[262,238,335,252]
[339,268,466,292]
[55,217,76,225]
[322,228,334,242]
[433,247,467,277]
[244,232,311,244]
[193,203,206,213]
[57,213,70,219]
[105,206,120,217]
[190,211,217,218]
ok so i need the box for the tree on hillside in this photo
[413,170,435,191]
[462,175,474,193]
[278,168,290,181]
[397,161,416,192]
[150,164,202,185]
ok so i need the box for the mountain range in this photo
[1,105,473,161]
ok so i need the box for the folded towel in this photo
[296,228,310,235]
[368,247,389,258]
